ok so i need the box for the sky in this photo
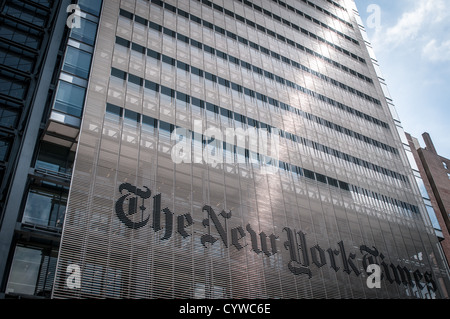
[354,0,450,158]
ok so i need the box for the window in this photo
[70,18,98,45]
[62,46,92,78]
[6,245,57,297]
[415,176,429,199]
[0,46,34,73]
[22,185,68,228]
[53,81,86,117]
[35,141,74,174]
[3,2,47,27]
[78,0,102,16]
[142,115,156,133]
[0,100,20,128]
[0,133,12,162]
[0,70,28,99]
[124,109,140,127]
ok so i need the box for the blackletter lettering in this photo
[114,183,440,291]
[396,265,414,287]
[152,193,162,231]
[310,245,326,268]
[246,224,261,254]
[360,245,379,273]
[161,208,173,240]
[389,263,403,285]
[201,205,230,247]
[283,227,312,278]
[327,248,340,272]
[297,231,310,268]
[151,194,173,240]
[115,183,151,229]
[177,213,193,238]
[269,234,279,255]
[424,271,437,292]
[380,254,395,284]
[414,269,425,290]
[231,226,246,250]
[259,232,278,257]
[338,241,360,276]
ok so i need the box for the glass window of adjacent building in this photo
[35,141,75,174]
[62,46,92,79]
[22,185,68,228]
[3,2,48,27]
[0,100,20,128]
[78,0,102,16]
[53,81,86,117]
[0,132,12,162]
[6,245,57,297]
[414,175,429,199]
[70,18,98,46]
[0,22,41,49]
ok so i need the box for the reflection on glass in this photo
[53,81,86,117]
[70,18,97,45]
[62,46,92,79]
[6,246,41,295]
[78,0,102,16]
[6,245,57,297]
[425,205,441,231]
[22,186,67,228]
[35,141,74,174]
[415,176,429,199]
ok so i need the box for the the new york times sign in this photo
[115,183,437,291]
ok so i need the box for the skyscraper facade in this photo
[1,0,449,299]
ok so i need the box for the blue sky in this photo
[354,0,450,158]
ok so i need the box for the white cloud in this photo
[422,39,450,62]
[372,0,450,53]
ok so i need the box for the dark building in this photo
[0,0,97,298]
[406,132,450,268]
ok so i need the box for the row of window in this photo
[120,13,379,107]
[271,0,353,29]
[323,0,349,13]
[111,65,406,183]
[51,0,101,118]
[114,37,395,154]
[4,0,101,300]
[0,42,35,73]
[120,9,384,124]
[152,0,365,64]
[104,102,420,216]
[209,0,359,45]
[3,0,49,29]
[142,1,370,82]
[0,0,52,120]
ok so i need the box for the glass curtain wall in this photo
[4,0,103,298]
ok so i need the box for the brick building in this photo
[407,132,450,268]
